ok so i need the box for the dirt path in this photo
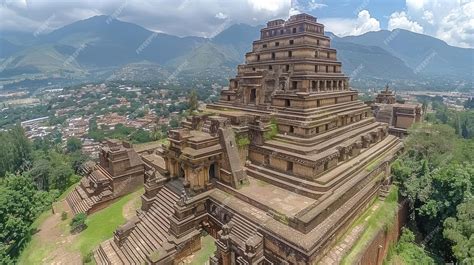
[122,192,142,220]
[36,201,82,265]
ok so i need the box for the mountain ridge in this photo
[0,15,472,90]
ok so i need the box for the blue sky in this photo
[0,0,472,48]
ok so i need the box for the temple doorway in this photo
[179,165,185,178]
[209,163,217,180]
[249,89,257,104]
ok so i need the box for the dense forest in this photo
[0,127,85,263]
[387,98,474,264]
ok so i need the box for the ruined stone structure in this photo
[94,14,403,264]
[66,139,144,215]
[370,86,422,137]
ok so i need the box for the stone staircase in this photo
[202,119,212,133]
[229,214,260,247]
[95,185,180,265]
[66,185,102,215]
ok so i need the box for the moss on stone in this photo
[341,186,399,264]
[236,134,250,147]
[264,121,278,141]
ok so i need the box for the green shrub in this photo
[264,121,278,140]
[61,211,68,221]
[70,213,87,233]
[236,135,250,147]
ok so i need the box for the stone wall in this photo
[354,200,408,265]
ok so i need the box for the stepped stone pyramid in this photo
[94,13,403,264]
[66,139,144,215]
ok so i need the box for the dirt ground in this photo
[122,193,142,219]
[36,201,82,265]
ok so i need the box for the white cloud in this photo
[247,0,289,13]
[399,0,473,47]
[350,10,380,36]
[422,11,434,25]
[406,0,427,11]
[320,10,380,37]
[215,12,228,20]
[436,2,474,48]
[0,0,292,37]
[388,11,424,33]
[288,7,301,17]
[307,0,327,11]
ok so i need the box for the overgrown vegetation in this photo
[264,119,278,140]
[0,125,87,263]
[342,186,399,264]
[188,235,216,265]
[236,134,250,148]
[385,228,438,264]
[70,213,87,233]
[391,102,474,263]
[420,95,474,139]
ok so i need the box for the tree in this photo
[0,126,32,177]
[66,137,82,153]
[389,228,436,264]
[150,126,163,141]
[393,121,474,261]
[0,174,55,260]
[169,118,180,128]
[444,198,474,264]
[188,89,198,113]
[28,158,51,190]
[130,129,151,143]
[69,151,87,174]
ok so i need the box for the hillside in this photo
[0,16,472,90]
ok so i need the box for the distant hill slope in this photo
[340,29,474,78]
[0,16,472,90]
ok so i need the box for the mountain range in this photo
[0,15,472,91]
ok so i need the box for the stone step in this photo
[230,215,258,244]
[93,184,181,265]
[275,101,367,121]
[130,225,155,255]
[123,233,147,264]
[266,121,382,155]
[110,240,130,264]
[246,169,323,199]
[140,211,168,243]
[246,163,327,192]
[274,117,374,145]
[137,216,166,247]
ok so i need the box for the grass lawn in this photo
[17,211,59,265]
[72,188,143,256]
[18,184,76,265]
[190,235,216,265]
[341,186,399,264]
[18,186,143,264]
